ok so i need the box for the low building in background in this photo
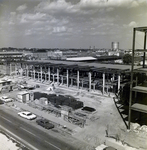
[48,50,78,60]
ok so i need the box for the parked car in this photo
[103,146,117,150]
[18,111,37,120]
[0,96,13,103]
[36,84,40,88]
[0,100,4,105]
[36,119,54,129]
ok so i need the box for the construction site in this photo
[1,26,147,150]
[0,70,147,150]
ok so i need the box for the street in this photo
[0,106,76,150]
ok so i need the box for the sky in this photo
[0,0,147,49]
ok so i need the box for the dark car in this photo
[0,99,4,105]
[36,119,54,129]
[103,146,117,150]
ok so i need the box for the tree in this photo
[123,54,132,64]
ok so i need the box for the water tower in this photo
[112,42,119,51]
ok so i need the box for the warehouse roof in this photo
[66,57,97,61]
[135,26,147,32]
[25,59,140,74]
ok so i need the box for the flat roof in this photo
[18,91,30,95]
[135,26,147,32]
[66,57,97,61]
[131,103,147,113]
[132,86,147,93]
[0,52,23,55]
[25,60,140,73]
[0,80,12,83]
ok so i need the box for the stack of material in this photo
[33,92,84,110]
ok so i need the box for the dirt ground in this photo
[1,75,147,150]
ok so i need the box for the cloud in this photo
[129,1,139,8]
[123,21,138,29]
[16,4,27,12]
[77,0,147,10]
[128,21,138,27]
[19,12,46,24]
[53,26,67,33]
[35,0,74,13]
[35,0,147,18]
[0,0,147,48]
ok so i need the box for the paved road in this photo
[0,106,76,150]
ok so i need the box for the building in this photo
[0,79,13,92]
[128,26,147,129]
[112,42,119,51]
[62,50,78,58]
[33,49,48,60]
[11,59,137,97]
[0,52,23,62]
[48,50,78,60]
[0,52,23,75]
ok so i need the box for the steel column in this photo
[57,68,59,85]
[118,74,120,92]
[89,72,91,92]
[40,66,42,82]
[128,28,136,129]
[103,72,105,95]
[77,70,79,89]
[67,69,69,87]
[143,32,147,68]
[48,67,50,83]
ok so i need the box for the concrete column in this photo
[27,65,29,77]
[93,84,95,91]
[135,76,138,98]
[61,76,63,85]
[77,70,79,89]
[71,78,73,87]
[45,73,46,82]
[15,63,17,75]
[24,64,26,77]
[112,74,115,81]
[6,63,9,75]
[118,74,120,92]
[103,72,105,95]
[38,72,39,81]
[48,67,50,83]
[40,66,42,82]
[44,67,46,82]
[32,71,33,78]
[31,71,33,78]
[89,72,91,92]
[34,69,35,80]
[53,75,55,83]
[67,69,69,87]
[82,80,83,89]
[57,68,59,85]
[10,63,12,75]
[21,67,23,76]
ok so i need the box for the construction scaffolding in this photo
[128,26,147,129]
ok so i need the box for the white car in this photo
[0,96,13,103]
[18,111,37,120]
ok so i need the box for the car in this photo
[36,119,54,129]
[36,84,40,88]
[0,96,13,103]
[0,100,4,105]
[103,146,117,150]
[18,111,37,120]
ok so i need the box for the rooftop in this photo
[26,60,140,72]
[66,57,97,61]
[134,26,147,32]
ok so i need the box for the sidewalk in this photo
[13,101,79,131]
